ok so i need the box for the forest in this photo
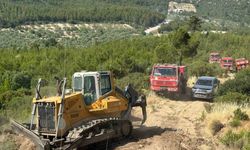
[178,0,250,25]
[0,24,147,50]
[0,0,166,28]
[2,0,250,29]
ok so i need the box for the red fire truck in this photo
[148,64,187,99]
[235,58,249,72]
[209,53,220,63]
[220,57,233,72]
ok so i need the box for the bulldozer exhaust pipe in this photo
[30,78,42,130]
[54,76,61,96]
[55,77,67,139]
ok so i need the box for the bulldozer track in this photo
[56,117,133,150]
[85,133,132,150]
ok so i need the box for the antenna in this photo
[64,14,68,77]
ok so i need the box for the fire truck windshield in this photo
[153,67,176,77]
[222,60,233,63]
[211,55,219,59]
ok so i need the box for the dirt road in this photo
[114,92,226,150]
[5,93,225,150]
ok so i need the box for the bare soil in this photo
[114,92,226,150]
[4,94,226,150]
[0,130,36,150]
[114,74,235,150]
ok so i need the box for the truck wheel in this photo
[181,87,186,94]
[190,94,195,101]
[210,96,214,102]
[174,90,181,100]
[174,93,180,100]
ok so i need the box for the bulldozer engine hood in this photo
[33,92,82,103]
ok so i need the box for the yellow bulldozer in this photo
[11,71,147,150]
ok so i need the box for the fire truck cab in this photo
[209,53,220,63]
[235,58,249,72]
[220,57,233,72]
[148,64,187,99]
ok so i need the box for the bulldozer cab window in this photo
[83,76,97,105]
[100,75,111,95]
[74,77,82,92]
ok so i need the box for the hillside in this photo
[2,0,250,30]
[0,0,167,28]
[1,0,250,149]
[180,0,250,25]
[0,23,146,50]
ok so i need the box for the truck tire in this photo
[210,95,214,102]
[190,94,195,101]
[174,90,181,100]
[181,87,186,94]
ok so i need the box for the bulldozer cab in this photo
[72,71,113,108]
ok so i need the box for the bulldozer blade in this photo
[133,95,147,125]
[10,120,50,150]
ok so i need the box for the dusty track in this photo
[4,94,224,150]
[114,74,235,150]
[113,92,226,150]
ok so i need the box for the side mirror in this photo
[214,84,217,87]
[192,82,195,84]
[148,68,152,75]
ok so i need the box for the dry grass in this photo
[204,103,250,136]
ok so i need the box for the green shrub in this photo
[215,92,250,104]
[3,96,32,121]
[188,60,226,77]
[36,32,42,37]
[235,67,250,80]
[210,120,224,135]
[29,29,35,34]
[233,108,249,121]
[1,71,32,90]
[229,119,241,127]
[216,78,250,97]
[0,115,9,127]
[200,111,205,121]
[219,130,242,147]
[115,73,150,95]
[0,88,32,109]
[244,145,250,150]
[158,19,187,33]
[219,130,250,149]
